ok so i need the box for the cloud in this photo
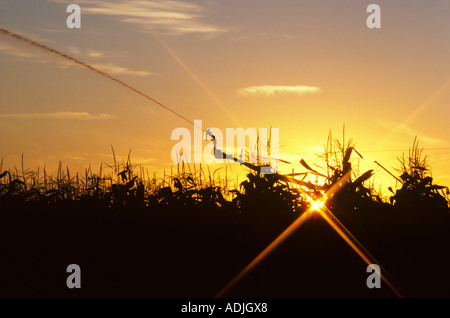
[0,40,151,77]
[48,0,226,36]
[66,46,104,58]
[0,112,117,120]
[87,49,104,58]
[236,85,322,97]
[0,41,37,59]
[0,41,75,68]
[66,45,81,55]
[92,63,151,77]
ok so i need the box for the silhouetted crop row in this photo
[1,135,448,217]
[1,134,449,297]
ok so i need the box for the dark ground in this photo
[1,198,449,298]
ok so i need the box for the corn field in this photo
[0,134,449,298]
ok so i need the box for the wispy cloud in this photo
[87,49,104,58]
[375,119,446,145]
[0,39,151,77]
[0,41,75,68]
[48,0,226,36]
[0,41,37,59]
[92,63,151,77]
[66,46,105,59]
[0,112,116,120]
[236,85,322,97]
[64,46,150,76]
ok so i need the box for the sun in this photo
[310,200,323,211]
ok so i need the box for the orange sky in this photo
[0,0,449,195]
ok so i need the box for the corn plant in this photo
[390,137,449,211]
[298,129,381,212]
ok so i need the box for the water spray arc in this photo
[0,28,201,131]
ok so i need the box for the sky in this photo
[0,0,449,195]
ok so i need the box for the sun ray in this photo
[215,170,351,297]
[151,32,242,127]
[215,169,404,298]
[215,208,315,298]
[317,205,404,298]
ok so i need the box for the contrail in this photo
[0,28,201,130]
